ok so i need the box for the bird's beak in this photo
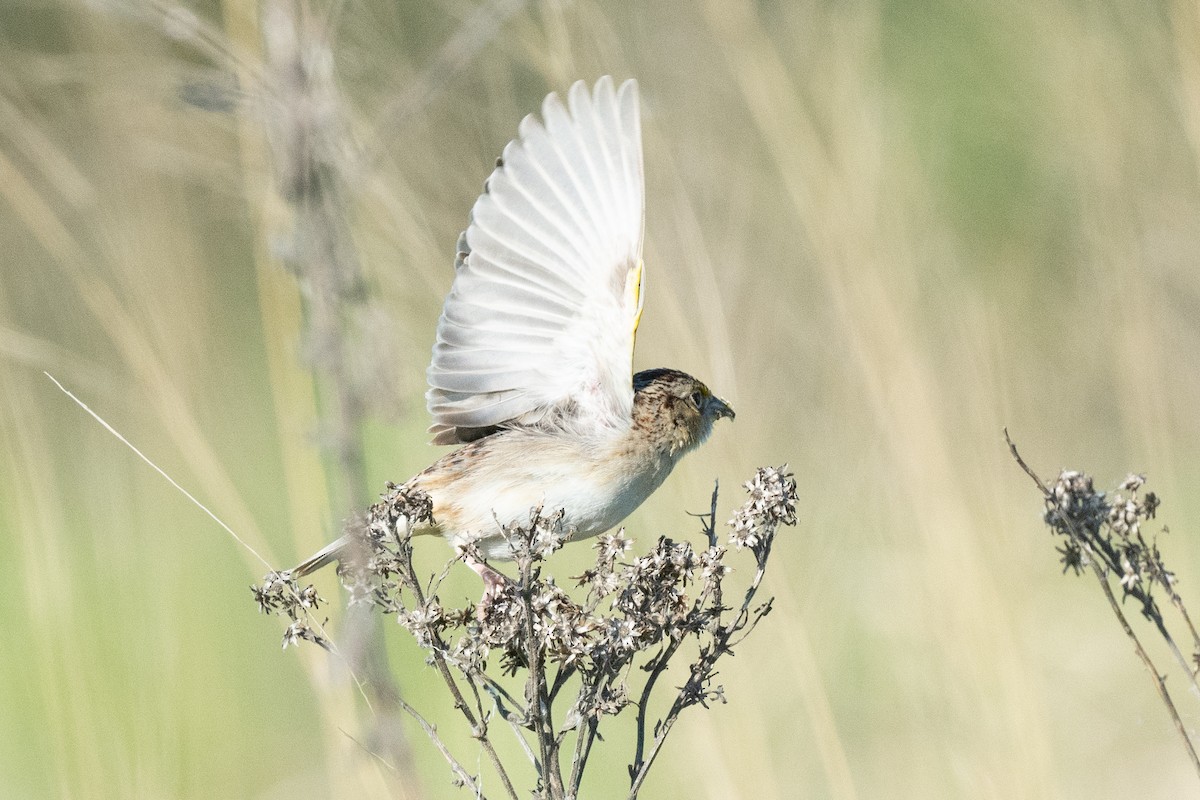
[708,396,735,421]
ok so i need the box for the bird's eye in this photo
[690,389,705,408]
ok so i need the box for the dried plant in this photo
[254,465,798,798]
[1006,430,1200,779]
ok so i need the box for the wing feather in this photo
[427,77,645,445]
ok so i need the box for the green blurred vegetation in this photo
[4,0,1200,797]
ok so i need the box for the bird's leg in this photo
[461,550,509,619]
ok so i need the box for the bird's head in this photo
[631,368,735,457]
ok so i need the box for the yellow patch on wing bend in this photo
[625,258,645,361]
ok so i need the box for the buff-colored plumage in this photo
[292,78,732,576]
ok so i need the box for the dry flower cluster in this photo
[253,465,798,799]
[1007,431,1200,780]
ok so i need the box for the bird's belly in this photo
[429,439,671,559]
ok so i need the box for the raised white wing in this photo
[426,77,645,445]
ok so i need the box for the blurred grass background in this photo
[4,0,1200,797]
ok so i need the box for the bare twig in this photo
[1088,558,1200,776]
[399,536,520,800]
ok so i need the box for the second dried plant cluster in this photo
[1008,430,1200,780]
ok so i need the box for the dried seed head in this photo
[728,465,798,551]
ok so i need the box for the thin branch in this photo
[497,697,540,770]
[629,639,681,782]
[519,549,564,798]
[476,671,529,723]
[1088,558,1200,776]
[348,697,483,796]
[567,669,622,796]
[1004,427,1050,496]
[403,549,520,800]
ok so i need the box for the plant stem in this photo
[520,553,565,798]
[404,547,520,800]
[1089,558,1200,779]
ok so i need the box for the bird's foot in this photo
[463,552,509,620]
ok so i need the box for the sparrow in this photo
[290,77,733,585]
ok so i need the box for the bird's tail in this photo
[289,535,350,578]
[289,515,428,578]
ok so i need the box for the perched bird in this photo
[291,77,733,585]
